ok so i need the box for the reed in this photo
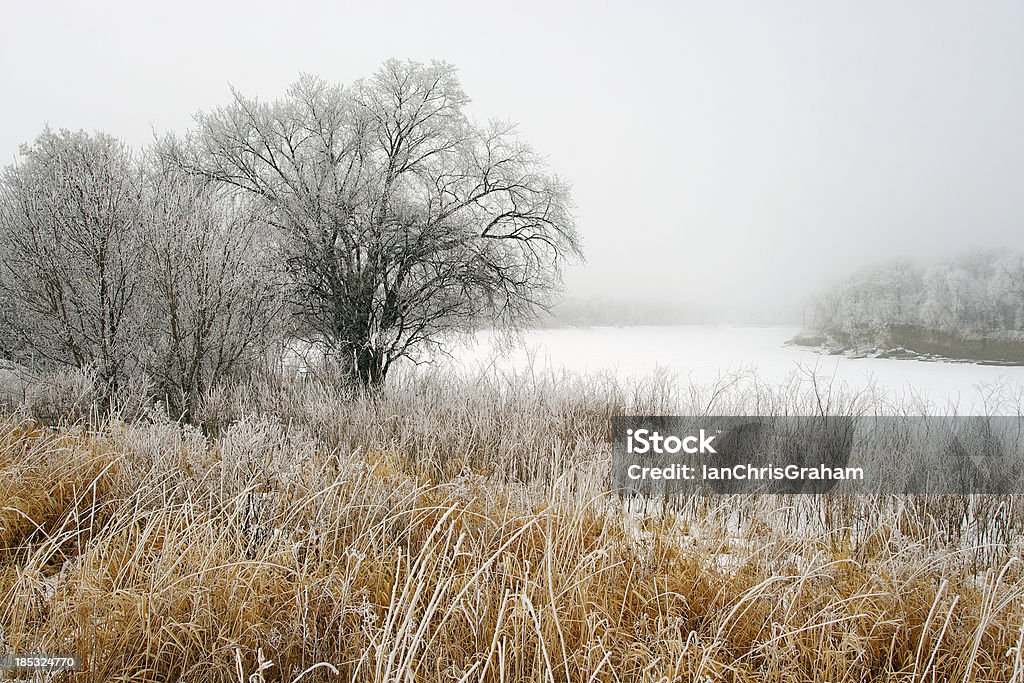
[2,365,1022,681]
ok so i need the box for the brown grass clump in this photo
[2,368,1024,681]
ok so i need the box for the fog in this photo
[2,0,1022,321]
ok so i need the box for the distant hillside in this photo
[799,250,1024,363]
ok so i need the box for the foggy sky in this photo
[2,0,1022,321]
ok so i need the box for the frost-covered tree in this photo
[0,129,284,417]
[143,165,282,418]
[166,60,581,388]
[810,250,1024,345]
[990,254,1024,329]
[0,129,148,392]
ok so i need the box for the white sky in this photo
[2,0,1022,318]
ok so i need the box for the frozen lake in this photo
[444,325,1024,415]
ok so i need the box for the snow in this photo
[443,325,1024,415]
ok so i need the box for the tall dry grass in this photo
[2,365,1024,681]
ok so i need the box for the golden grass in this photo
[1,367,1023,681]
[0,401,1019,683]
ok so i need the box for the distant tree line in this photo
[0,60,580,418]
[542,296,802,327]
[542,296,705,328]
[807,251,1024,349]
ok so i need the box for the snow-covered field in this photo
[445,325,1024,415]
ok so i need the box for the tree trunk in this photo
[348,345,387,391]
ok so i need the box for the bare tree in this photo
[143,164,282,418]
[0,129,148,393]
[167,60,581,388]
